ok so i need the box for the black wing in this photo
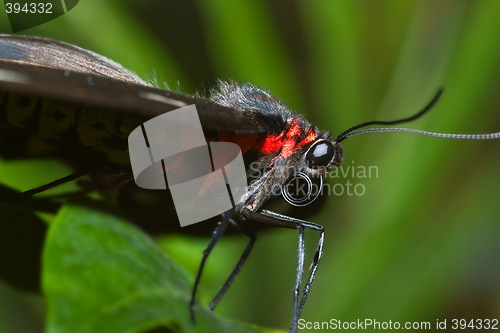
[0,34,148,86]
[0,34,270,135]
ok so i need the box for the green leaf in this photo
[42,205,277,333]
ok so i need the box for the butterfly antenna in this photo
[336,88,443,143]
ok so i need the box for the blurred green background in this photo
[1,0,499,332]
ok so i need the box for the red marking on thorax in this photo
[299,129,317,146]
[280,119,302,158]
[259,132,284,155]
[258,119,318,158]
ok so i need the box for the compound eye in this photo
[305,140,335,168]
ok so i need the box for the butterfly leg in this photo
[0,166,98,201]
[242,208,324,333]
[189,210,232,322]
[208,218,256,311]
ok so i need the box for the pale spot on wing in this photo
[0,69,29,84]
[138,91,188,108]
